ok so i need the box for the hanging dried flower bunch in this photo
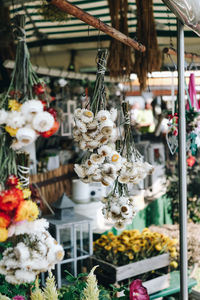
[134,0,161,91]
[107,0,134,78]
[39,0,70,22]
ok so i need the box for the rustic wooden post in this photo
[47,0,146,52]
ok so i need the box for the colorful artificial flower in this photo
[129,279,149,300]
[33,83,45,95]
[12,296,26,300]
[0,212,11,228]
[0,228,8,242]
[32,111,54,132]
[5,126,18,137]
[39,120,60,138]
[8,99,22,111]
[22,188,31,199]
[0,188,24,211]
[14,200,39,222]
[6,175,19,187]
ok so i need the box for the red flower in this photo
[0,211,11,228]
[129,279,149,300]
[39,120,60,138]
[0,188,24,212]
[187,155,196,167]
[47,107,57,120]
[6,175,19,187]
[33,83,45,95]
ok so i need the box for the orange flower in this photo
[0,212,11,228]
[0,228,8,242]
[14,200,39,222]
[0,188,24,212]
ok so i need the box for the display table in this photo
[149,271,197,299]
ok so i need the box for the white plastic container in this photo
[72,179,90,203]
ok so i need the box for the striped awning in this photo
[9,0,198,48]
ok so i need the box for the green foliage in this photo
[166,156,200,223]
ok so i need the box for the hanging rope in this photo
[134,0,161,91]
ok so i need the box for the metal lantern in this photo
[45,193,93,288]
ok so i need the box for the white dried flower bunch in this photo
[0,219,64,285]
[73,108,118,151]
[0,99,54,150]
[102,195,138,229]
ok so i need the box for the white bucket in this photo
[72,179,90,203]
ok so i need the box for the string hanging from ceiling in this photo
[107,0,134,78]
[134,0,161,91]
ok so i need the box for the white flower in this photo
[76,119,87,133]
[120,205,130,215]
[98,145,112,157]
[101,163,117,178]
[8,219,49,237]
[86,140,100,150]
[7,111,25,129]
[74,164,86,178]
[80,140,87,150]
[82,176,91,183]
[92,172,102,182]
[32,111,54,132]
[85,164,98,176]
[101,176,114,187]
[0,109,8,124]
[109,151,122,164]
[47,245,64,263]
[110,108,118,122]
[21,100,43,116]
[118,197,128,206]
[87,120,98,130]
[5,275,21,285]
[118,175,130,184]
[97,110,111,122]
[74,108,82,119]
[15,269,36,283]
[82,133,93,142]
[114,221,125,230]
[110,205,121,215]
[90,153,105,164]
[10,139,24,150]
[81,109,94,124]
[16,127,36,145]
[143,162,154,174]
[100,120,113,136]
[99,136,109,145]
[14,242,30,262]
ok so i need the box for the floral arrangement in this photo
[73,50,153,229]
[0,15,64,287]
[0,219,64,285]
[93,228,178,268]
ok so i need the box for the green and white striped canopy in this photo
[9,0,198,48]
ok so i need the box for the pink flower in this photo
[129,279,149,300]
[12,296,26,300]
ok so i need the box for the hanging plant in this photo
[39,0,70,22]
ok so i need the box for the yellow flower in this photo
[14,200,39,222]
[101,235,108,240]
[142,228,150,233]
[107,232,115,238]
[104,245,112,251]
[155,243,162,251]
[127,252,134,260]
[170,251,177,258]
[22,188,32,199]
[169,247,177,253]
[132,244,141,253]
[117,244,126,252]
[0,227,8,242]
[5,126,18,137]
[170,261,178,269]
[8,99,22,111]
[96,239,106,247]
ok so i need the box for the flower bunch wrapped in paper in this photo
[93,228,178,267]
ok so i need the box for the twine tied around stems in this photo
[97,57,106,75]
[17,165,30,188]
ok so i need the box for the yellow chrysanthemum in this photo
[117,244,126,252]
[132,244,141,253]
[22,188,32,199]
[14,200,39,222]
[127,252,134,260]
[155,243,162,251]
[8,99,22,111]
[170,251,178,258]
[0,227,8,242]
[5,126,18,137]
[104,245,112,251]
[170,261,178,268]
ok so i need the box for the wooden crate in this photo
[91,253,170,294]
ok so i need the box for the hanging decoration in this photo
[39,0,70,22]
[134,0,161,91]
[73,54,153,229]
[0,14,60,185]
[166,74,200,155]
[0,14,64,285]
[107,0,134,78]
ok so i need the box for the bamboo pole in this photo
[47,0,146,52]
[163,47,200,60]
